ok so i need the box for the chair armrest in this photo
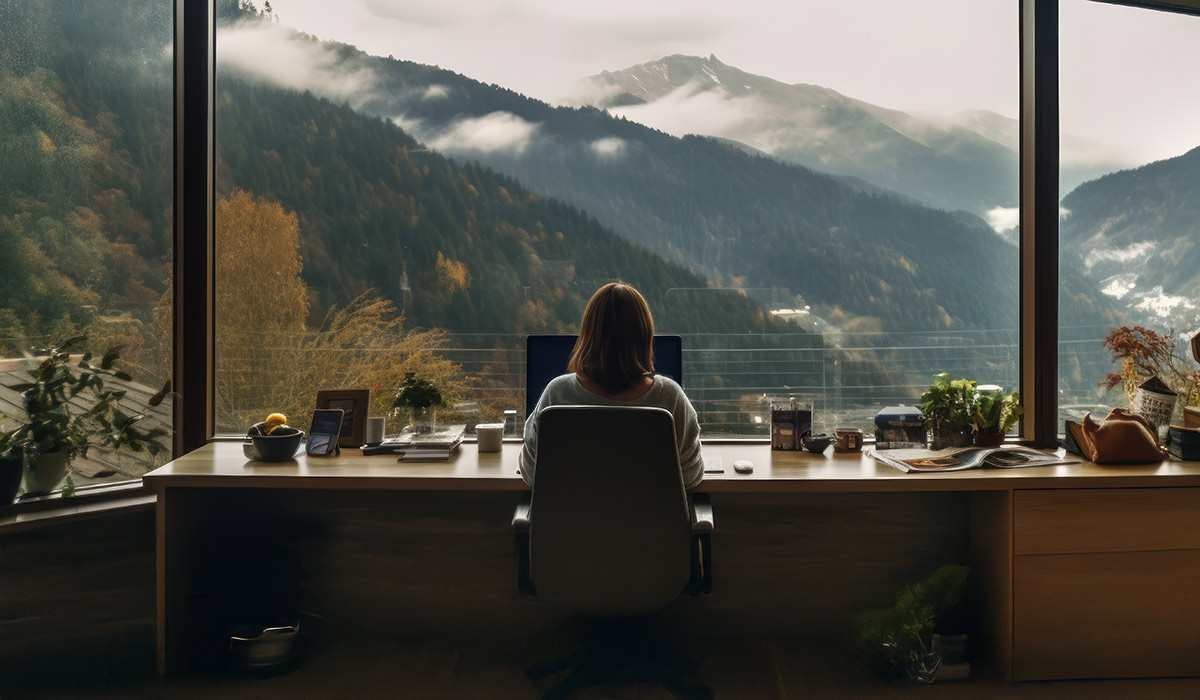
[512,496,535,597]
[512,497,531,532]
[690,493,714,533]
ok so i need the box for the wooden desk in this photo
[146,442,1200,680]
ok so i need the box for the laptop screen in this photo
[525,334,682,416]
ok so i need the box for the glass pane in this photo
[1059,1,1200,434]
[214,0,1017,439]
[0,2,174,492]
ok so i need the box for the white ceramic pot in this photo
[22,452,70,495]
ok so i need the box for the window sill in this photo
[0,480,154,534]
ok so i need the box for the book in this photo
[361,424,465,458]
[873,445,1077,473]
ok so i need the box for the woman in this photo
[519,282,703,490]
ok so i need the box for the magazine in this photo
[873,445,1078,473]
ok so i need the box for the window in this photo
[0,1,174,490]
[212,0,1018,438]
[1058,0,1200,429]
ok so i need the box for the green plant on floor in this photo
[920,373,977,449]
[972,387,1023,435]
[854,564,969,683]
[4,336,173,495]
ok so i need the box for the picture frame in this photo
[315,389,370,447]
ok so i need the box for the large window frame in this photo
[168,0,1200,455]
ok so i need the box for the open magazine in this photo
[873,445,1078,473]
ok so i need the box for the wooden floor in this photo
[9,633,1200,700]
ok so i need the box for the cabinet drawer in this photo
[1013,550,1200,680]
[1014,488,1200,555]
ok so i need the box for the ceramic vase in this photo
[22,452,70,495]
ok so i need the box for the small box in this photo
[874,405,927,449]
[771,401,813,451]
[1184,406,1200,429]
[1168,425,1200,461]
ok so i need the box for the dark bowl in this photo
[243,430,305,462]
[801,432,833,454]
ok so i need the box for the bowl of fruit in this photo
[243,413,304,461]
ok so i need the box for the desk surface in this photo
[143,441,1200,493]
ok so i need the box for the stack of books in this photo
[363,424,465,461]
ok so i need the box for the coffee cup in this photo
[476,423,504,452]
[834,427,863,453]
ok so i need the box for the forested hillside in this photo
[1060,146,1200,331]
[215,79,790,337]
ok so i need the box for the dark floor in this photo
[10,635,1200,700]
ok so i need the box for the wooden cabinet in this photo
[1012,488,1200,680]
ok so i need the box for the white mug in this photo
[476,423,504,452]
[364,416,386,446]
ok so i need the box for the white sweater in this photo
[519,373,704,490]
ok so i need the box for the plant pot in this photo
[0,458,23,505]
[22,452,70,495]
[931,430,972,450]
[973,431,1005,448]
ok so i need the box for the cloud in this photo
[985,206,1019,233]
[431,111,539,154]
[607,81,771,145]
[1083,240,1156,270]
[590,137,626,158]
[423,84,450,100]
[217,23,379,107]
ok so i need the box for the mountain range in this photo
[581,54,1130,217]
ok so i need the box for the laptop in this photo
[525,334,682,416]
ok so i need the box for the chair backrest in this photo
[529,405,692,616]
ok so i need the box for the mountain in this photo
[1060,145,1200,330]
[583,55,1132,209]
[581,54,1018,216]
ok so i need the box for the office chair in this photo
[512,405,714,700]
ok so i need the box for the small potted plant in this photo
[971,387,1022,447]
[920,373,976,450]
[4,336,172,497]
[855,564,970,683]
[392,372,445,433]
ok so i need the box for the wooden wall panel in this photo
[0,510,156,692]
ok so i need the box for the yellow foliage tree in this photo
[212,190,464,433]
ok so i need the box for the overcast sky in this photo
[256,0,1200,165]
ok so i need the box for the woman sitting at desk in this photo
[520,282,703,490]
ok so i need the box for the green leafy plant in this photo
[972,388,1023,435]
[855,564,970,683]
[392,372,445,410]
[3,336,172,494]
[920,373,977,449]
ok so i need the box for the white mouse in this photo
[732,459,754,474]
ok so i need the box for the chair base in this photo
[528,617,712,700]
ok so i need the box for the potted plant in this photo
[855,564,970,683]
[4,336,172,497]
[392,372,445,433]
[971,387,1022,447]
[920,373,976,450]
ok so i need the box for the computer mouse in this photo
[732,459,754,474]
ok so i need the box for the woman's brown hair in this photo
[568,282,655,392]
